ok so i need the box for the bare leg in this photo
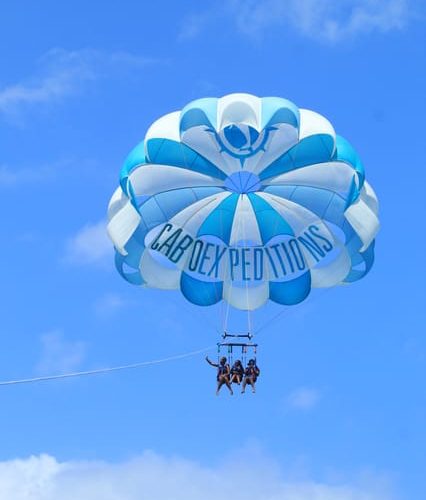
[216,380,224,395]
[217,376,233,395]
[241,379,247,394]
[225,379,233,395]
[243,378,255,393]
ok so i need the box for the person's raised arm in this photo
[205,356,218,367]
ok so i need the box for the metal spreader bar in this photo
[222,332,253,340]
[218,342,258,348]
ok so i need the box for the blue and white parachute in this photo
[107,93,379,310]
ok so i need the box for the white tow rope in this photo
[0,346,214,386]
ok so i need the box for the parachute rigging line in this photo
[243,213,252,334]
[0,346,214,387]
[254,285,336,336]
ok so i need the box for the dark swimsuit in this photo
[217,364,230,381]
[231,365,243,378]
[245,366,259,383]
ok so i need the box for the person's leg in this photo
[216,379,224,395]
[225,378,233,395]
[241,378,247,393]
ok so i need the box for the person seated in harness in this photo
[230,359,244,385]
[241,359,260,394]
[205,356,233,396]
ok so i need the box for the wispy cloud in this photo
[0,164,55,186]
[181,0,414,43]
[36,330,87,375]
[0,158,77,187]
[178,11,218,40]
[0,48,157,121]
[287,387,322,410]
[0,452,395,500]
[93,293,128,318]
[64,220,112,266]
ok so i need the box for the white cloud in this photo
[237,0,410,41]
[0,156,102,189]
[93,293,127,317]
[287,387,322,410]
[0,160,69,187]
[0,165,42,186]
[64,220,112,266]
[36,330,87,375]
[0,452,395,500]
[178,11,218,40]
[182,0,413,43]
[0,48,156,120]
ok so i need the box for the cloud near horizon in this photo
[0,452,395,500]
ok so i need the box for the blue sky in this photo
[0,1,425,499]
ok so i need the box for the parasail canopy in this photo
[107,93,379,310]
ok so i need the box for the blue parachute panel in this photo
[180,97,218,131]
[197,193,239,244]
[120,141,146,196]
[334,135,365,187]
[180,109,213,133]
[139,197,168,229]
[146,138,226,180]
[344,241,375,283]
[122,238,146,268]
[261,97,300,129]
[180,272,223,306]
[264,185,348,228]
[248,193,294,243]
[259,134,335,181]
[269,272,311,305]
[115,253,144,286]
